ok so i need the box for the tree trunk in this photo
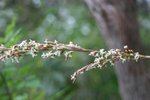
[85,0,150,100]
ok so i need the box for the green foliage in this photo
[5,17,16,36]
[2,17,22,46]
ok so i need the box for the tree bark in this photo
[85,0,150,100]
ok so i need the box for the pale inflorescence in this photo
[0,40,83,62]
[71,46,142,82]
[0,40,149,83]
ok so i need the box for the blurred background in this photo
[0,0,150,100]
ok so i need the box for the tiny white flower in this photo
[94,57,104,63]
[124,45,128,49]
[11,57,19,63]
[109,61,114,66]
[97,64,102,69]
[99,49,106,55]
[34,43,41,49]
[134,52,140,62]
[29,40,36,45]
[108,49,116,55]
[64,51,73,60]
[121,58,126,63]
[95,53,99,57]
[54,51,61,56]
[54,40,58,44]
[69,42,73,46]
[18,40,27,47]
[30,52,37,58]
[44,39,48,43]
[89,51,96,56]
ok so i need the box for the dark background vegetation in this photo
[0,0,150,100]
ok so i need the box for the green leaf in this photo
[4,28,22,46]
[0,37,4,44]
[4,17,16,36]
[3,17,22,45]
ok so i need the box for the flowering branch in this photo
[0,40,150,82]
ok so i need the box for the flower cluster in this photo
[70,46,143,82]
[0,40,84,62]
[0,40,49,62]
[0,40,149,83]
